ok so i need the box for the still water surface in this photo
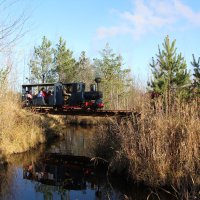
[0,126,125,200]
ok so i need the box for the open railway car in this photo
[22,79,104,110]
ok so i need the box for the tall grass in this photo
[0,90,45,155]
[93,97,200,199]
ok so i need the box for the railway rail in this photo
[28,106,137,117]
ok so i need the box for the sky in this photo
[2,0,200,86]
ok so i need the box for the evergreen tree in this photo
[29,36,54,83]
[191,54,200,97]
[148,36,190,112]
[76,51,94,88]
[94,43,131,109]
[54,37,76,82]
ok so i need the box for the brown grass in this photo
[92,98,200,198]
[0,92,46,155]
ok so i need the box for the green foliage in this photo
[148,36,190,111]
[94,43,132,109]
[29,36,54,83]
[76,51,94,88]
[191,54,200,88]
[28,36,77,83]
[53,37,76,82]
[191,54,200,97]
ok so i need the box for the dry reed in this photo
[93,97,200,199]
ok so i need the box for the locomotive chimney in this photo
[95,77,101,91]
[42,74,45,83]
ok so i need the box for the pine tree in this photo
[54,37,76,82]
[148,36,190,112]
[76,51,94,89]
[94,43,131,109]
[191,54,200,97]
[29,36,54,83]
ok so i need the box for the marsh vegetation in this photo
[92,98,200,199]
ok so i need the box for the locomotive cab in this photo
[62,82,85,108]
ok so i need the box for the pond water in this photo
[0,126,176,200]
[0,126,125,200]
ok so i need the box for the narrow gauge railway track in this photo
[28,107,136,117]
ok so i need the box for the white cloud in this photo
[96,26,132,39]
[96,0,200,40]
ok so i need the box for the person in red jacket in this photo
[41,87,47,98]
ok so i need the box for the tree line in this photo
[27,35,200,110]
[28,36,132,109]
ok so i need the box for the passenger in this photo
[26,91,33,105]
[26,91,33,100]
[38,87,47,98]
[45,90,52,104]
[37,89,42,97]
[47,90,52,97]
[37,87,48,105]
[41,87,47,98]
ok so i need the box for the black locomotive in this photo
[22,78,104,110]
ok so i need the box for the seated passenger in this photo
[37,90,42,97]
[26,91,33,105]
[37,87,48,105]
[27,91,33,100]
[45,90,53,104]
[41,88,47,97]
[38,87,47,97]
[47,90,52,96]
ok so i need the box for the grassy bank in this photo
[0,92,46,155]
[92,102,200,199]
[0,92,66,156]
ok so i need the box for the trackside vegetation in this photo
[0,35,199,199]
[92,100,200,199]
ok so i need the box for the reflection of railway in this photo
[22,78,104,111]
[23,153,108,191]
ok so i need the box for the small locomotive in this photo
[22,78,104,110]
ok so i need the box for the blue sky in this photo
[2,0,200,85]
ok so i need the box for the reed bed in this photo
[93,99,200,199]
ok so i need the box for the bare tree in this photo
[0,0,28,88]
[0,0,28,52]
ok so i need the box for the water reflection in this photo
[23,153,110,199]
[0,126,122,200]
[47,126,95,156]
